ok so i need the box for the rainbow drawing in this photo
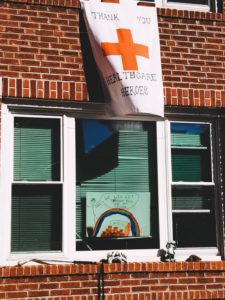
[92,208,141,237]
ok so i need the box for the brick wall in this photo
[1,262,225,299]
[0,2,88,101]
[0,1,225,299]
[158,8,225,107]
[0,0,224,106]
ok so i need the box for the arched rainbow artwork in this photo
[93,208,141,237]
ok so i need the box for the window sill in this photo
[160,3,210,12]
[74,248,220,263]
[2,247,220,267]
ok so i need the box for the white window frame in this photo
[0,103,220,265]
[0,105,76,264]
[155,0,211,11]
[166,119,218,260]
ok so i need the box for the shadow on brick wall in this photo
[79,10,104,103]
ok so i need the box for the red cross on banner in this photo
[101,29,149,71]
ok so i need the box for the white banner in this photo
[81,0,164,117]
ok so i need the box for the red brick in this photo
[132,285,149,292]
[188,284,206,290]
[17,283,39,290]
[151,285,168,291]
[50,289,70,296]
[6,291,28,298]
[179,277,196,284]
[39,283,59,289]
[70,288,92,295]
[60,281,80,289]
[206,283,224,289]
[111,287,131,293]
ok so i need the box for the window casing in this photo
[0,104,221,264]
[75,119,159,251]
[12,117,62,252]
[169,121,216,248]
[155,0,220,12]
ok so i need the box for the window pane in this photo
[11,185,62,252]
[171,123,212,182]
[14,118,60,181]
[173,212,216,247]
[172,186,213,210]
[168,0,209,5]
[76,120,159,250]
[171,122,216,248]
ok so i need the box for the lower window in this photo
[12,185,62,252]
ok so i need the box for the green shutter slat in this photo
[172,153,201,181]
[172,184,213,211]
[171,123,211,182]
[173,197,203,209]
[172,185,213,210]
[171,132,202,147]
[171,123,212,211]
[172,186,212,210]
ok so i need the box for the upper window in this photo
[168,0,208,3]
[155,0,221,12]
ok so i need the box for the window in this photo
[168,0,208,4]
[0,105,222,263]
[170,122,216,248]
[12,117,62,252]
[76,119,159,251]
[155,0,221,12]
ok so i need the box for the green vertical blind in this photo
[76,120,156,243]
[12,117,62,252]
[14,117,60,181]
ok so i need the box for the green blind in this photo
[11,185,62,252]
[171,132,202,147]
[172,150,202,181]
[172,186,212,210]
[76,120,156,240]
[171,123,211,182]
[14,118,60,181]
